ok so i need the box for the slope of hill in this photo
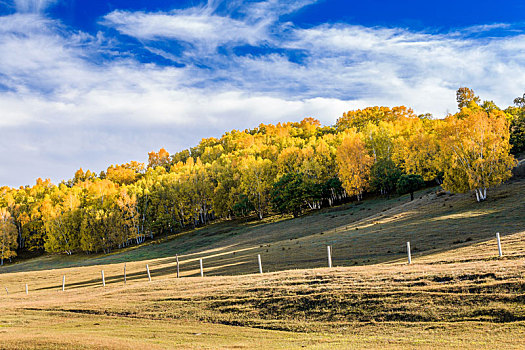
[3,178,524,277]
[0,179,524,349]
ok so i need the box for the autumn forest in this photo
[0,88,523,264]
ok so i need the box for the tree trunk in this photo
[17,225,23,250]
[475,188,487,202]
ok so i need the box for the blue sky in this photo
[0,0,524,187]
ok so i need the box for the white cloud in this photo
[14,0,57,13]
[100,4,525,114]
[279,23,525,110]
[241,0,318,20]
[103,0,318,54]
[103,10,269,50]
[454,23,512,36]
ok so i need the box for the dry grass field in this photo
[1,179,524,349]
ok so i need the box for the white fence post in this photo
[258,254,263,274]
[199,259,204,277]
[176,255,180,278]
[4,287,8,295]
[25,284,28,295]
[146,264,151,282]
[407,242,412,264]
[101,270,105,287]
[496,232,503,257]
[62,275,65,291]
[327,245,332,268]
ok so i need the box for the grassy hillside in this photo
[3,178,524,277]
[0,179,524,349]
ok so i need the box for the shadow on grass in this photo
[1,191,414,274]
[3,180,525,293]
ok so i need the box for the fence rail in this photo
[1,232,510,296]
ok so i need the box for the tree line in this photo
[0,88,522,264]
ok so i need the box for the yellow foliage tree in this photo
[106,164,138,185]
[337,106,416,131]
[392,117,442,181]
[43,189,81,255]
[439,108,516,201]
[239,155,275,219]
[336,131,374,201]
[0,207,17,265]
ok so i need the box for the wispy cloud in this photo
[282,23,525,105]
[14,0,58,13]
[454,23,513,36]
[100,1,525,109]
[103,0,317,55]
[103,10,268,52]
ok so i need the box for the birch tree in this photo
[239,156,275,219]
[440,108,516,202]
